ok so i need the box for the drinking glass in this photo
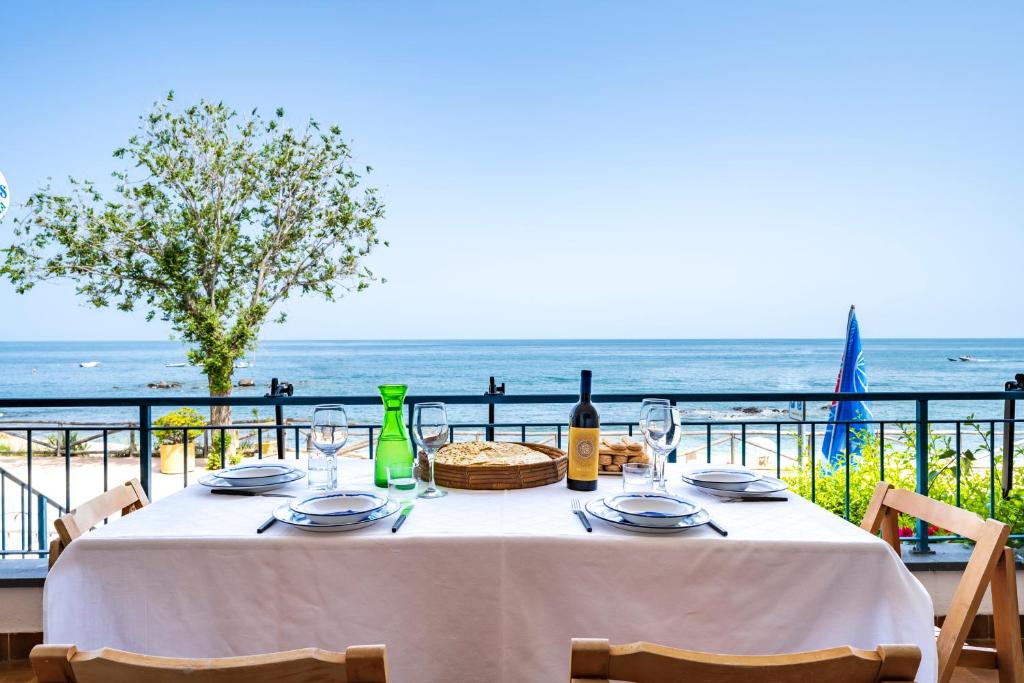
[308,404,348,490]
[387,463,419,504]
[639,399,670,447]
[639,398,670,476]
[640,404,681,490]
[413,402,448,499]
[622,462,654,492]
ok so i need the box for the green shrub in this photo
[153,408,206,445]
[783,423,1024,539]
[206,431,241,470]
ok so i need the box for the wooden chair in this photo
[569,639,920,682]
[48,478,149,569]
[862,481,1024,683]
[30,644,389,683]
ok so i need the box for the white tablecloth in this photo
[45,460,936,682]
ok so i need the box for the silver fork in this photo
[571,498,592,532]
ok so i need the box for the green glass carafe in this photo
[374,384,415,488]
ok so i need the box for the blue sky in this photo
[1,2,1022,340]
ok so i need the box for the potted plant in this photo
[153,408,206,474]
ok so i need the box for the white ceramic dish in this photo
[290,491,388,524]
[689,475,789,499]
[200,468,305,492]
[585,498,710,534]
[604,493,700,527]
[214,463,297,487]
[273,499,400,533]
[681,467,761,491]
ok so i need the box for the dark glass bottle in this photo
[567,370,600,491]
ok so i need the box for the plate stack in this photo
[585,493,711,534]
[680,467,789,499]
[273,491,400,533]
[200,463,305,492]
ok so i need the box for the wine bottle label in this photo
[568,427,600,481]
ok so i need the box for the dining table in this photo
[44,458,937,682]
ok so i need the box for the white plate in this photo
[585,498,711,534]
[686,475,789,499]
[681,467,761,491]
[215,463,297,487]
[290,491,388,524]
[200,468,305,492]
[604,493,699,527]
[273,499,400,533]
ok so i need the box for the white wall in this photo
[0,587,42,632]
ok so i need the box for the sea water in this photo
[0,339,1021,424]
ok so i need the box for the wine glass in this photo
[639,398,670,466]
[641,404,681,491]
[639,398,670,434]
[413,402,448,499]
[309,405,348,490]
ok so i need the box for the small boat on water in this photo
[947,355,976,362]
[234,361,250,369]
[79,361,100,368]
[165,362,187,368]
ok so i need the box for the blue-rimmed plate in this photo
[200,467,305,492]
[290,490,388,525]
[214,463,298,487]
[272,499,400,533]
[681,467,761,491]
[585,498,711,535]
[604,493,700,527]
[685,475,789,499]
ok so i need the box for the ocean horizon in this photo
[1,338,1021,425]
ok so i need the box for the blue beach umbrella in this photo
[822,305,873,466]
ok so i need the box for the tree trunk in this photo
[206,357,234,429]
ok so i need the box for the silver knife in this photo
[392,504,414,533]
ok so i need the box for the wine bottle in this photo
[567,369,600,491]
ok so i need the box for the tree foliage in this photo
[1,92,385,414]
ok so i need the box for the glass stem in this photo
[425,448,437,492]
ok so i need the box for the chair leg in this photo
[30,644,76,683]
[570,639,611,682]
[990,548,1024,683]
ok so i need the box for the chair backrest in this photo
[31,644,389,683]
[48,478,149,568]
[569,639,920,683]
[861,481,1024,683]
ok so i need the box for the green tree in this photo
[1,92,385,425]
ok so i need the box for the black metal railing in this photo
[0,389,1021,559]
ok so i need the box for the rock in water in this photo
[147,380,182,389]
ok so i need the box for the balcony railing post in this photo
[914,398,932,554]
[485,377,504,441]
[139,404,153,497]
[36,496,46,555]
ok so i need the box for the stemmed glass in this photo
[640,403,681,491]
[639,398,670,462]
[413,402,449,499]
[309,405,348,490]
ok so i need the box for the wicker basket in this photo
[428,442,567,490]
